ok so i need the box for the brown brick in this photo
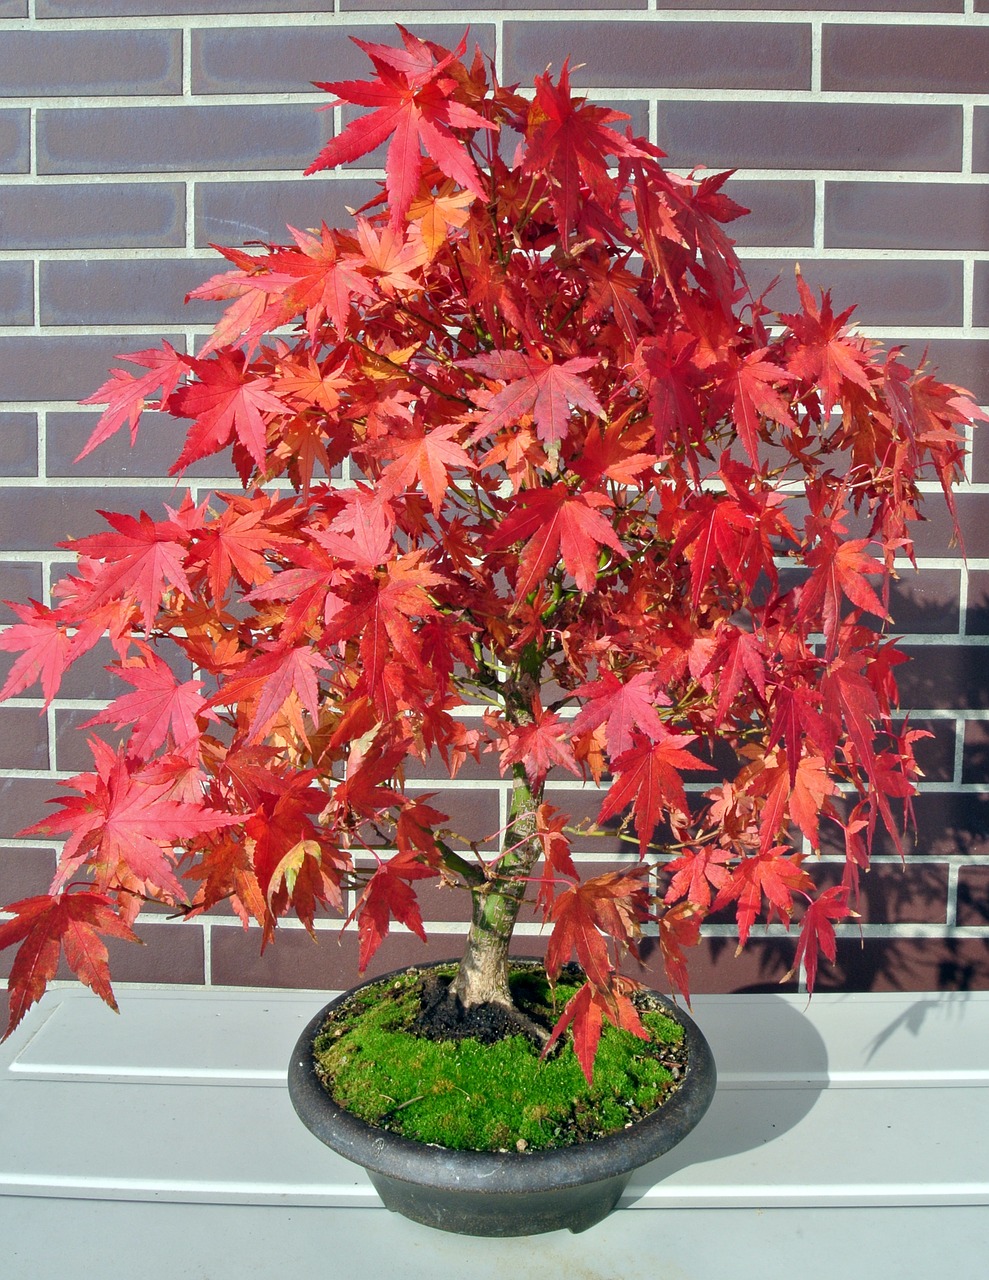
[38,0,328,13]
[0,30,182,96]
[825,181,989,251]
[965,572,989,635]
[192,24,496,94]
[957,865,989,927]
[0,848,57,904]
[0,110,28,173]
[0,560,43,620]
[637,933,798,994]
[0,263,32,326]
[894,644,989,714]
[0,412,37,478]
[0,707,49,771]
[726,180,816,248]
[37,105,329,176]
[815,861,950,925]
[0,333,184,404]
[0,484,178,553]
[40,259,223,327]
[823,24,989,94]
[47,410,241,483]
[816,937,989,992]
[973,108,989,172]
[962,720,989,786]
[0,183,185,251]
[888,568,962,636]
[741,258,963,328]
[0,778,60,838]
[504,21,810,90]
[195,177,377,248]
[54,712,124,775]
[659,101,961,172]
[976,261,989,327]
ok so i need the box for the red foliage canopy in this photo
[1,27,983,1079]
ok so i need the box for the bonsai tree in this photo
[0,27,982,1081]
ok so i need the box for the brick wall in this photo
[2,2,988,1005]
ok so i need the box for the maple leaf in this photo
[658,901,703,1004]
[22,738,240,903]
[169,349,287,474]
[209,644,327,744]
[705,626,767,727]
[542,975,648,1086]
[800,536,887,660]
[572,669,667,759]
[0,600,72,705]
[304,27,492,225]
[522,60,646,239]
[77,342,190,459]
[67,509,193,632]
[353,218,431,294]
[717,346,797,466]
[545,870,649,988]
[84,645,211,759]
[408,182,475,256]
[462,350,604,447]
[353,849,434,971]
[663,846,733,910]
[377,419,475,516]
[782,269,875,415]
[487,486,624,600]
[0,891,141,1039]
[491,701,580,784]
[597,730,716,857]
[712,851,814,949]
[790,885,850,991]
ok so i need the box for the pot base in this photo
[367,1167,629,1236]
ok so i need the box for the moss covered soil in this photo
[311,965,688,1153]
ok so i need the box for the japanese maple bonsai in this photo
[0,28,982,1095]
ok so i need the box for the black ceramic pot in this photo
[287,961,717,1237]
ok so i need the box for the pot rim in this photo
[287,959,717,1195]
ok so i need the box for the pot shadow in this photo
[622,993,829,1204]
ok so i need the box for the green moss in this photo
[312,966,686,1152]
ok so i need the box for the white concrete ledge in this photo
[1,989,987,1277]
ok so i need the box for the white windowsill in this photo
[1,988,987,1278]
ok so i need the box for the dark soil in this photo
[409,971,553,1048]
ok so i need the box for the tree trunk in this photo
[451,765,543,1010]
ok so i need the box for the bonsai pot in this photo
[287,961,717,1237]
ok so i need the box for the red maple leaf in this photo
[545,870,649,988]
[77,342,190,459]
[0,891,141,1039]
[0,600,72,706]
[462,350,605,447]
[67,509,193,632]
[542,975,647,1086]
[352,848,435,971]
[572,669,667,759]
[597,730,716,856]
[378,419,475,516]
[712,851,814,948]
[22,738,240,903]
[169,349,287,474]
[522,60,646,239]
[83,645,211,760]
[304,27,492,225]
[790,885,851,991]
[487,486,624,600]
